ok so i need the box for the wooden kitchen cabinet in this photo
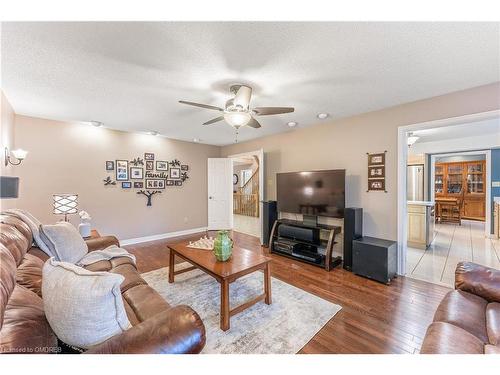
[435,160,485,221]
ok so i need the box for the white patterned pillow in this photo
[39,222,88,263]
[42,258,131,349]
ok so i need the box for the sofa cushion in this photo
[486,302,500,345]
[42,258,131,349]
[16,253,45,298]
[0,285,58,353]
[39,222,88,263]
[122,284,171,323]
[420,322,484,354]
[433,290,488,343]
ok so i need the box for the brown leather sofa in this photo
[421,261,500,354]
[0,214,206,354]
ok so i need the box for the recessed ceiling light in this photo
[287,121,298,127]
[317,113,329,119]
[148,131,159,136]
[91,121,103,127]
[193,138,200,143]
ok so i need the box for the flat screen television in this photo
[277,169,345,218]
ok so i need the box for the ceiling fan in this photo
[179,84,294,129]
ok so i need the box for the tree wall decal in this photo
[137,190,161,206]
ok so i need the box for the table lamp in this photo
[53,194,78,222]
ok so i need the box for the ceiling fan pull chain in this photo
[235,128,239,143]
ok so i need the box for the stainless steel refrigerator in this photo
[407,165,424,201]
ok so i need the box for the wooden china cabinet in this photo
[434,160,486,221]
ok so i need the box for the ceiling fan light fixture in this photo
[147,131,159,136]
[317,113,329,119]
[91,121,103,127]
[287,121,298,127]
[224,111,251,128]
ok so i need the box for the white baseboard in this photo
[120,226,208,246]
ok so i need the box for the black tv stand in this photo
[268,218,342,271]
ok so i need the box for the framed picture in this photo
[146,161,154,171]
[144,153,154,161]
[368,166,385,178]
[368,153,385,165]
[156,161,168,171]
[133,181,143,189]
[105,161,114,171]
[130,167,144,179]
[169,167,180,179]
[175,180,183,186]
[181,165,189,171]
[121,181,132,189]
[116,160,129,181]
[368,179,385,191]
[146,179,165,189]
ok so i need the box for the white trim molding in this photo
[120,226,208,246]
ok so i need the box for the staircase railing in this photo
[233,167,259,217]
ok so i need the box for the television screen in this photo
[277,170,345,218]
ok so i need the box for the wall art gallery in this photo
[102,153,190,206]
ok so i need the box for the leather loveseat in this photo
[0,214,206,354]
[420,261,500,354]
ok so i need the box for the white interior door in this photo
[207,158,233,230]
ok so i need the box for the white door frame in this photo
[397,109,499,275]
[228,149,265,244]
[430,150,491,232]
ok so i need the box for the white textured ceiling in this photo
[1,22,499,146]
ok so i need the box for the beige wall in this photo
[222,82,500,240]
[0,92,16,177]
[4,115,220,241]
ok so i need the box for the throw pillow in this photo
[42,258,131,349]
[39,222,88,263]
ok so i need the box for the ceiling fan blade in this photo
[246,118,261,128]
[203,116,224,125]
[233,85,252,109]
[253,107,295,116]
[179,100,223,112]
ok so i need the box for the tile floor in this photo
[233,213,260,238]
[406,220,500,287]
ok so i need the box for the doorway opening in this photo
[229,150,264,242]
[397,110,500,286]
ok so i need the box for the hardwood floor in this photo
[124,230,451,354]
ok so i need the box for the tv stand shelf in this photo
[268,218,342,271]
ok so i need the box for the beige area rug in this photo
[142,264,342,354]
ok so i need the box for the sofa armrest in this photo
[84,305,206,354]
[85,236,120,252]
[455,261,500,303]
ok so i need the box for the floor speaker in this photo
[262,201,277,247]
[343,207,363,271]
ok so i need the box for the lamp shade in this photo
[53,194,78,215]
[0,176,19,199]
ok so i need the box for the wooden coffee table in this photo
[168,241,272,331]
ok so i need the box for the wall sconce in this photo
[4,147,28,166]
